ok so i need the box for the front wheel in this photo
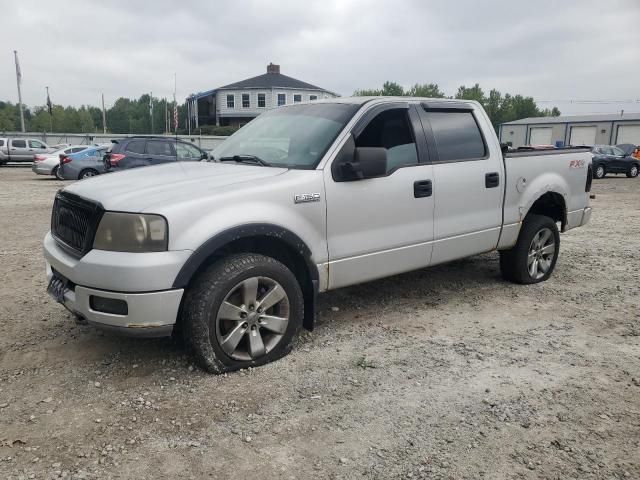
[499,214,560,284]
[627,164,639,178]
[182,253,304,373]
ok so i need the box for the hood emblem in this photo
[294,193,321,204]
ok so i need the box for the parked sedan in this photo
[591,145,640,179]
[32,145,89,177]
[57,145,109,180]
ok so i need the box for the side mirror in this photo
[332,135,387,181]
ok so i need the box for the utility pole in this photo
[46,86,53,132]
[101,93,107,133]
[14,50,26,132]
[164,98,168,133]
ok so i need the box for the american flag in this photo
[173,97,178,132]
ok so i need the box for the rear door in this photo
[122,139,147,168]
[145,140,176,165]
[418,104,503,265]
[9,139,30,160]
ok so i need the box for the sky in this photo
[2,0,639,115]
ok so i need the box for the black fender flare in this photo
[172,223,319,330]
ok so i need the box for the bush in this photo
[197,125,238,136]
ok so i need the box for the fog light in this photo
[90,296,128,315]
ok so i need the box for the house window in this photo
[293,94,302,103]
[242,93,250,108]
[258,93,266,108]
[309,95,318,101]
[277,93,286,106]
[226,94,234,109]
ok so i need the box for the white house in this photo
[186,63,338,129]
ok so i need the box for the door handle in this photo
[413,179,432,198]
[485,172,499,188]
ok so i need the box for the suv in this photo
[591,145,639,178]
[104,137,209,171]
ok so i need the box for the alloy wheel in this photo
[215,276,290,361]
[595,166,604,178]
[630,166,638,177]
[527,227,555,280]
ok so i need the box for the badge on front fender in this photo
[294,193,321,204]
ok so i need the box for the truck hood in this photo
[63,162,288,212]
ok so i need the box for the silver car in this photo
[57,145,109,180]
[32,145,89,177]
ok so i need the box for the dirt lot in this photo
[0,167,638,480]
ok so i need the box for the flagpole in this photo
[149,92,154,134]
[46,86,53,132]
[101,93,107,134]
[14,50,26,132]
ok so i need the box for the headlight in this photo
[93,212,168,252]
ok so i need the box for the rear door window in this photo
[175,142,202,159]
[125,140,146,154]
[424,111,486,161]
[71,147,86,153]
[11,139,26,148]
[146,140,174,156]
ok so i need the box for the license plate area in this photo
[47,274,69,304]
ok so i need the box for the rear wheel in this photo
[182,253,304,373]
[78,168,99,180]
[51,165,61,179]
[500,214,560,284]
[627,164,639,178]
[594,164,606,179]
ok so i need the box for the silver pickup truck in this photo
[43,97,592,373]
[0,137,52,164]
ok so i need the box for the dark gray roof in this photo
[218,72,330,92]
[502,112,640,125]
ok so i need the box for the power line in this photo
[534,99,640,104]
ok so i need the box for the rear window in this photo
[12,139,26,148]
[146,141,173,156]
[125,140,146,154]
[425,111,486,161]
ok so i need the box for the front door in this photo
[324,104,434,289]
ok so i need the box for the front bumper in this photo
[44,231,191,336]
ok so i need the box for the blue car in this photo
[57,145,110,180]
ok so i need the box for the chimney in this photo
[267,63,280,74]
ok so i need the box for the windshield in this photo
[211,103,359,169]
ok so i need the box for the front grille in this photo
[51,191,103,257]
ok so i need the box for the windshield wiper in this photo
[218,154,271,167]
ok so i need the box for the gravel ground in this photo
[0,167,639,480]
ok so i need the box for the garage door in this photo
[569,126,596,146]
[616,125,640,145]
[529,127,552,146]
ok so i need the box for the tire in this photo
[627,164,639,178]
[181,253,304,373]
[594,164,606,179]
[78,169,99,180]
[52,165,61,179]
[499,214,560,285]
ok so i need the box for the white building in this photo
[186,63,338,129]
[500,113,640,148]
